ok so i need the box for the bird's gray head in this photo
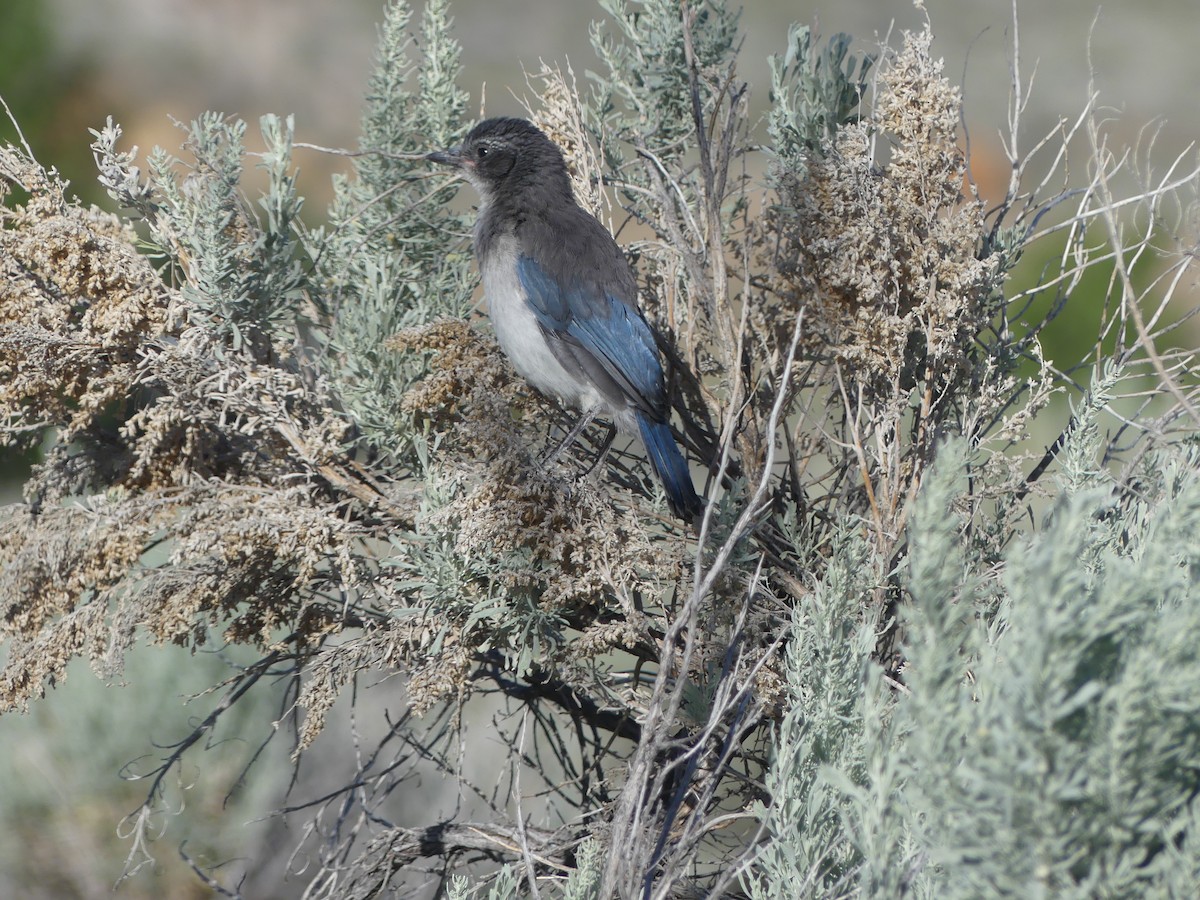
[426,117,573,204]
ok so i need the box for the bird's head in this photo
[426,117,572,203]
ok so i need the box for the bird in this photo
[427,117,703,521]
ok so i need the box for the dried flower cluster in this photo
[0,153,171,457]
[287,318,693,737]
[769,30,1001,405]
[0,144,367,711]
[0,153,695,729]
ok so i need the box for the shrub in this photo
[2,1,1198,896]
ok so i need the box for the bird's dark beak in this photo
[425,146,463,167]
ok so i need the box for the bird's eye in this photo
[477,146,489,158]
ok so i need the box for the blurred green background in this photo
[1,1,1196,897]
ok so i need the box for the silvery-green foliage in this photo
[895,431,1200,897]
[751,415,1200,898]
[92,112,307,360]
[767,24,875,175]
[486,867,521,900]
[586,0,742,308]
[746,528,896,899]
[590,0,738,159]
[563,838,603,899]
[319,0,475,447]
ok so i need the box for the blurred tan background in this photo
[4,0,1197,209]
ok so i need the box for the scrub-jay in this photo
[427,117,703,520]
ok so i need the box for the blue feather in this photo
[517,255,663,411]
[637,413,703,520]
[514,254,702,520]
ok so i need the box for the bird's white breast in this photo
[480,232,605,414]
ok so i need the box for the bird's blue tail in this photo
[636,413,703,522]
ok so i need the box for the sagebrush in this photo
[2,1,1199,897]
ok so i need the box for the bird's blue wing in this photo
[517,254,665,412]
